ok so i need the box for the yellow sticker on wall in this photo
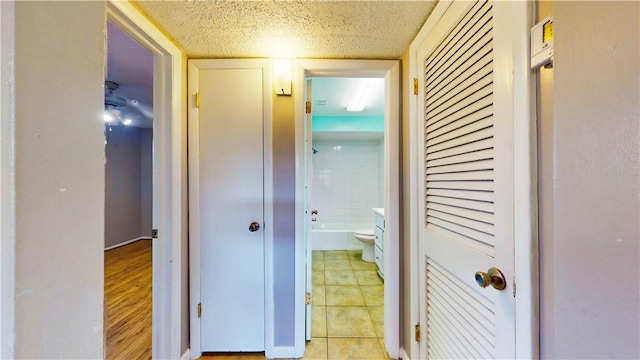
[543,20,553,43]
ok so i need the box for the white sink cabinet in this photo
[373,208,385,279]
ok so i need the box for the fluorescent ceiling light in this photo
[346,104,365,112]
[346,78,376,112]
[123,119,133,126]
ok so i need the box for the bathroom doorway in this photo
[305,77,386,357]
[294,60,400,359]
[308,77,385,248]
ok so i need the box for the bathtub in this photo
[311,223,374,251]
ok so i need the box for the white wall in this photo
[377,137,384,206]
[14,1,105,358]
[540,1,640,358]
[312,138,383,225]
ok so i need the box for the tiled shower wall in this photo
[312,138,384,225]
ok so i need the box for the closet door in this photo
[417,1,516,358]
[191,61,267,352]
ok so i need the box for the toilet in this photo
[353,229,375,262]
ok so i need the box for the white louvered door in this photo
[417,1,515,358]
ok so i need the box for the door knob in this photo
[248,222,260,232]
[474,267,506,290]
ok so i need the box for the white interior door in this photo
[417,1,516,358]
[304,78,314,341]
[197,67,265,352]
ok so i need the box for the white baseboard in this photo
[180,348,191,360]
[400,346,411,360]
[268,346,296,359]
[104,236,151,250]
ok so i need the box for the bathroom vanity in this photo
[373,208,385,279]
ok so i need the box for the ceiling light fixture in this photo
[346,78,376,112]
[104,104,120,125]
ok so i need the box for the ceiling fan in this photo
[104,80,153,127]
[105,80,127,108]
[104,80,132,126]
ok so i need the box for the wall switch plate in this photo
[531,16,554,69]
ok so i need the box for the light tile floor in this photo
[304,249,391,360]
[200,249,391,360]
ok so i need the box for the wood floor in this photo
[105,239,152,360]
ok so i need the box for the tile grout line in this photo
[324,253,329,360]
[313,250,386,359]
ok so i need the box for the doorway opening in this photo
[295,60,400,359]
[104,21,154,359]
[106,1,186,359]
[305,77,386,356]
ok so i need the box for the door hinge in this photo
[413,78,419,95]
[305,101,311,114]
[415,324,421,342]
[198,303,202,318]
[151,229,158,239]
[195,92,201,108]
[305,292,311,305]
[513,278,517,297]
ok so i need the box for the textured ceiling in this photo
[132,0,437,59]
[108,0,437,128]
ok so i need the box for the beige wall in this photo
[272,88,297,345]
[540,1,639,358]
[14,1,105,358]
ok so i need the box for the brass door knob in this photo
[248,222,260,232]
[474,267,506,290]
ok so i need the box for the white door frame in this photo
[107,2,185,359]
[407,1,538,358]
[510,2,539,357]
[188,59,274,359]
[293,59,401,359]
[304,78,313,342]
